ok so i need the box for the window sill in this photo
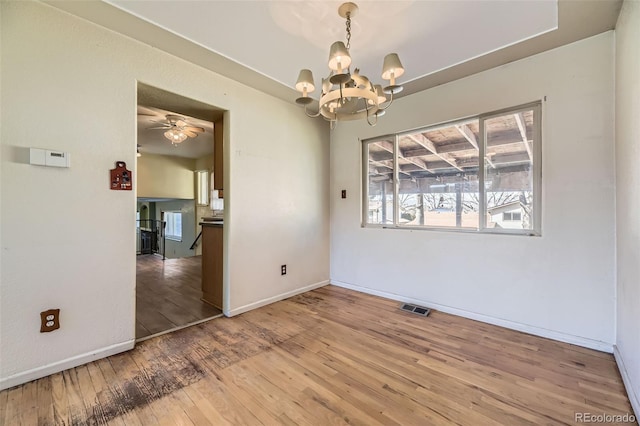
[363,223,540,237]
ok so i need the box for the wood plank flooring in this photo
[1,285,636,425]
[136,255,221,339]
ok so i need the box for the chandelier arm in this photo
[365,99,378,127]
[304,105,321,118]
[378,91,395,111]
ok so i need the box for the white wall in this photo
[615,0,640,415]
[0,1,329,389]
[137,153,196,199]
[330,32,616,351]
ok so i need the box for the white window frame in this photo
[362,101,542,236]
[195,170,210,206]
[164,211,183,241]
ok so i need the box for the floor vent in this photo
[400,303,431,317]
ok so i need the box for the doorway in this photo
[135,83,226,340]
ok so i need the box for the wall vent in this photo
[400,303,431,317]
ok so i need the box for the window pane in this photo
[398,120,479,229]
[484,109,535,231]
[165,211,182,240]
[366,139,394,225]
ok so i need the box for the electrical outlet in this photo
[40,309,60,333]
[341,190,347,199]
[281,265,287,275]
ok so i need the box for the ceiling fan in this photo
[148,114,205,145]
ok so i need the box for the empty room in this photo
[1,0,638,425]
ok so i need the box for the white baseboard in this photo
[614,345,640,418]
[331,280,614,353]
[226,280,329,317]
[0,340,135,391]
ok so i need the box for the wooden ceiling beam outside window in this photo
[455,123,495,169]
[514,112,533,162]
[405,133,463,172]
[373,141,426,177]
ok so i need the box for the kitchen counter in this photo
[200,221,223,227]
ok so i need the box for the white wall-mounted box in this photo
[29,148,70,168]
[29,148,46,166]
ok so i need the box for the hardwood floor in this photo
[136,255,222,339]
[1,285,636,425]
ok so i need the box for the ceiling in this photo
[48,0,622,104]
[137,83,222,159]
[108,0,558,91]
[96,0,621,100]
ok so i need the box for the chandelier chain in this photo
[345,12,351,50]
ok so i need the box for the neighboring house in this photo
[487,201,526,229]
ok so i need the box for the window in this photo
[503,211,522,221]
[195,170,210,206]
[164,211,183,241]
[364,137,395,225]
[362,102,541,235]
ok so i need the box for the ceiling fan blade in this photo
[183,130,198,138]
[138,106,159,116]
[147,126,171,130]
[184,126,205,133]
[166,114,184,123]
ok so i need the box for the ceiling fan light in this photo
[164,129,188,144]
[328,41,351,72]
[381,53,405,85]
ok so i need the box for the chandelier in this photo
[294,2,405,127]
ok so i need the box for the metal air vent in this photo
[400,303,431,317]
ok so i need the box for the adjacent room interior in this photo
[135,84,226,339]
[1,0,638,424]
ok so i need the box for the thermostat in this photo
[29,148,70,168]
